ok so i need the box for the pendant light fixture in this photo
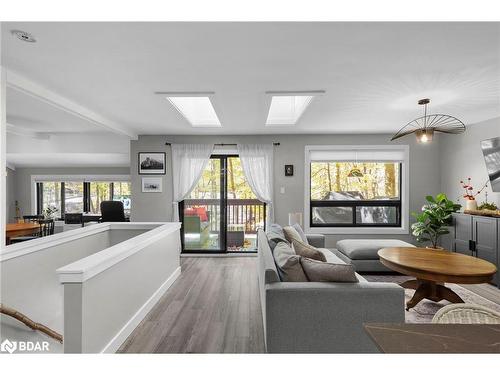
[391,98,466,143]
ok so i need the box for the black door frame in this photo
[180,154,263,254]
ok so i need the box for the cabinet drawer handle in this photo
[469,240,476,252]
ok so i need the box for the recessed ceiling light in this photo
[157,92,221,127]
[11,30,36,43]
[265,91,325,126]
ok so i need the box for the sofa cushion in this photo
[291,240,327,262]
[317,248,348,265]
[336,239,415,260]
[268,223,285,236]
[266,224,289,251]
[292,223,308,243]
[306,234,325,248]
[300,257,358,283]
[273,242,308,282]
[283,226,303,244]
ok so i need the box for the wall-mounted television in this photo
[481,136,500,192]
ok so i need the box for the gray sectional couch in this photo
[335,239,416,272]
[257,228,405,353]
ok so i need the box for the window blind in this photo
[309,148,406,162]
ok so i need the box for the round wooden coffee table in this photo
[378,247,497,310]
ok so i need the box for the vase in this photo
[465,199,478,211]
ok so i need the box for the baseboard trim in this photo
[100,266,181,353]
[181,253,257,258]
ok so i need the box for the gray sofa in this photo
[335,239,416,272]
[257,229,405,353]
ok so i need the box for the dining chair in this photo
[23,215,44,223]
[39,219,55,237]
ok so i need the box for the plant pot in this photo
[426,245,445,250]
[465,199,478,211]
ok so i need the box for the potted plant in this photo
[42,205,59,220]
[411,193,461,249]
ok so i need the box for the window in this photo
[310,161,401,226]
[89,182,112,214]
[41,182,62,216]
[305,146,408,233]
[265,91,324,126]
[64,182,84,213]
[36,178,131,218]
[112,181,132,213]
[166,96,221,127]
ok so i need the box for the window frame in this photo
[304,145,409,235]
[32,175,130,219]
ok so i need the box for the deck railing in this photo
[183,198,266,233]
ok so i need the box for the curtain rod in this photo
[164,142,280,146]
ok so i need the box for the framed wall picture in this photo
[138,152,166,175]
[285,164,294,176]
[142,177,163,193]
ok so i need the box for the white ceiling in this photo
[2,22,499,138]
[6,87,110,133]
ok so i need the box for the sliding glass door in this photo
[180,155,265,253]
[182,157,222,251]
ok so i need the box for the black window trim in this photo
[309,162,403,228]
[36,181,130,219]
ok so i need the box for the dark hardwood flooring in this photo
[118,257,265,353]
[118,257,500,354]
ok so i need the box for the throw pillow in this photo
[291,240,327,262]
[273,242,308,282]
[268,223,285,237]
[266,225,289,251]
[283,226,303,244]
[292,223,308,244]
[300,257,358,283]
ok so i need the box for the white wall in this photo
[6,167,16,222]
[130,134,442,246]
[440,117,500,207]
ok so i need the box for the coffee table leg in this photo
[436,284,464,304]
[405,281,430,310]
[399,279,418,290]
[404,279,465,310]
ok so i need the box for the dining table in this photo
[5,222,41,245]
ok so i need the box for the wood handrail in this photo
[0,304,63,343]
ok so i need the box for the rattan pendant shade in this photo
[391,98,466,142]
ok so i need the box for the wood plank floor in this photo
[118,257,265,353]
[118,257,500,354]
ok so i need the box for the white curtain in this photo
[171,144,214,221]
[237,144,274,224]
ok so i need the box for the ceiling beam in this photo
[6,123,50,140]
[6,70,137,139]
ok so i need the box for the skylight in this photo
[166,96,221,127]
[265,92,322,125]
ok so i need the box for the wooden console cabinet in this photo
[452,213,499,286]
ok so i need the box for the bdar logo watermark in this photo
[1,339,49,353]
[0,339,17,353]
